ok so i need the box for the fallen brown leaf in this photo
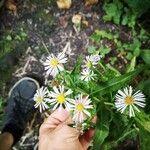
[56,0,72,9]
[5,0,16,12]
[72,14,82,25]
[82,20,89,27]
[59,16,68,28]
[85,0,98,6]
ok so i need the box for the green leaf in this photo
[103,15,112,22]
[15,35,22,41]
[95,30,113,40]
[135,112,150,133]
[91,66,146,96]
[106,63,121,76]
[103,0,123,25]
[93,107,110,149]
[71,55,83,74]
[64,74,74,87]
[6,35,12,41]
[121,14,128,25]
[98,47,111,57]
[20,32,27,38]
[128,14,136,28]
[136,108,150,150]
[103,3,118,17]
[126,56,136,73]
[130,39,141,57]
[138,79,150,113]
[87,46,96,54]
[113,13,121,24]
[139,128,150,150]
[123,0,150,17]
[141,49,150,65]
[126,52,133,60]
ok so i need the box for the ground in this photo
[0,0,149,149]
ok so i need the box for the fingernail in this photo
[58,106,69,116]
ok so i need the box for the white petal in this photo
[118,90,126,97]
[83,110,91,117]
[53,86,60,94]
[57,64,64,71]
[53,103,59,110]
[132,104,140,112]
[65,89,73,96]
[129,86,133,96]
[134,101,146,108]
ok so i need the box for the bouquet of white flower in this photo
[33,51,148,149]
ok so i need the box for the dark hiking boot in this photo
[2,77,40,145]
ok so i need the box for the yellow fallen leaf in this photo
[82,20,89,27]
[72,14,82,25]
[56,0,72,9]
[85,0,98,6]
[5,0,17,12]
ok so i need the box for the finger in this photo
[79,128,95,150]
[46,107,69,124]
[92,116,97,124]
[56,125,80,142]
[40,107,69,133]
[79,116,97,149]
[63,115,74,125]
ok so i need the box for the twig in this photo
[41,40,50,54]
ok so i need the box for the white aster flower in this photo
[47,85,73,110]
[72,94,93,123]
[115,86,146,118]
[82,54,101,69]
[33,87,49,113]
[43,53,67,77]
[80,69,96,81]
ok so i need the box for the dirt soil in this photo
[0,0,141,149]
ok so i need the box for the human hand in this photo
[39,108,95,150]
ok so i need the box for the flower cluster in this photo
[81,54,101,82]
[34,86,93,123]
[34,52,146,125]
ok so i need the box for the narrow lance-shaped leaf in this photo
[93,106,110,150]
[126,56,136,73]
[91,66,147,96]
[135,112,150,133]
[71,55,83,75]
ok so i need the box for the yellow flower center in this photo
[86,61,92,68]
[57,94,65,103]
[50,58,58,67]
[36,96,43,104]
[76,103,84,112]
[125,96,134,105]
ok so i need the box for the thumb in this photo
[40,107,69,133]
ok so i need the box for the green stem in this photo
[95,69,107,81]
[98,62,106,72]
[92,97,101,102]
[75,87,88,95]
[104,102,115,107]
